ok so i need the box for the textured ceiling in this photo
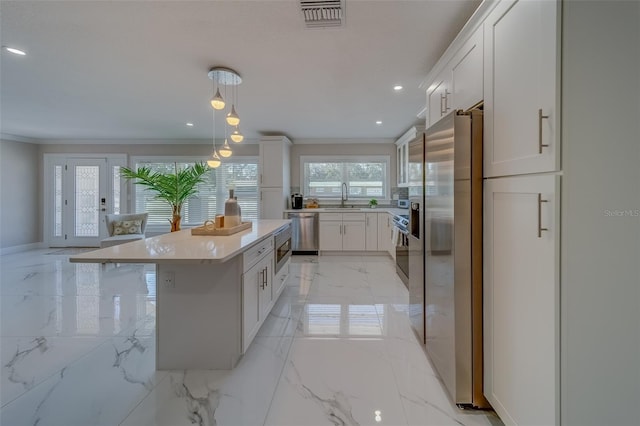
[0,0,481,143]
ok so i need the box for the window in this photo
[130,157,258,231]
[301,156,390,200]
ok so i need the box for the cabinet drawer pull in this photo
[538,109,550,153]
[538,193,549,238]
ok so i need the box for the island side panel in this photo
[156,256,243,370]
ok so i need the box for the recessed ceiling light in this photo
[376,120,382,125]
[186,122,194,127]
[393,85,403,91]
[4,46,26,56]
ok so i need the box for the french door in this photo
[45,155,126,247]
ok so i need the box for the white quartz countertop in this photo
[283,207,409,215]
[70,219,291,265]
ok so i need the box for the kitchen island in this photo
[70,219,291,370]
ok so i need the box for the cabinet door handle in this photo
[538,193,549,238]
[264,266,268,287]
[440,93,446,115]
[444,90,451,113]
[343,224,346,235]
[538,109,550,153]
[259,269,264,289]
[339,224,342,235]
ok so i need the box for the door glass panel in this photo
[74,166,100,237]
[54,165,63,237]
[112,166,121,214]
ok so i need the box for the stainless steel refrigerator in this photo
[408,133,425,343]
[423,109,488,408]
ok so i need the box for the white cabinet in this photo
[242,237,275,352]
[395,126,423,187]
[396,142,408,187]
[451,26,483,112]
[319,221,343,251]
[260,187,285,220]
[483,0,559,177]
[273,259,290,300]
[427,69,452,127]
[319,212,366,251]
[377,212,393,255]
[342,218,366,251]
[242,256,263,352]
[258,252,274,322]
[365,213,378,251]
[259,136,291,219]
[425,26,483,129]
[484,174,559,425]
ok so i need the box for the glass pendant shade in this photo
[207,150,222,168]
[226,105,240,126]
[219,139,232,158]
[230,127,244,143]
[210,89,225,110]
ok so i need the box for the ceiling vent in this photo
[300,0,345,28]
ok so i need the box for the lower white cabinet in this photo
[273,259,290,301]
[484,174,559,425]
[377,212,393,255]
[242,248,274,352]
[365,213,378,250]
[319,213,366,251]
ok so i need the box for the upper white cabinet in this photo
[483,0,559,177]
[427,69,452,127]
[396,126,423,187]
[259,136,291,219]
[451,26,483,113]
[425,25,484,128]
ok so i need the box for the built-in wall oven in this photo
[392,214,410,287]
[274,224,292,273]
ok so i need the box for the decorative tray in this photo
[191,221,252,236]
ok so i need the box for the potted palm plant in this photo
[119,162,209,232]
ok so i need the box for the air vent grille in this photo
[300,0,345,28]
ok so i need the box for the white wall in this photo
[561,2,640,425]
[0,139,41,248]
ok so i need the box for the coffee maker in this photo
[291,193,304,209]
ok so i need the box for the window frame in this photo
[129,155,259,234]
[300,155,391,203]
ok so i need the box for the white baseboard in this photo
[0,242,45,255]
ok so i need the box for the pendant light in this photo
[226,72,241,126]
[219,120,232,158]
[230,126,244,143]
[207,67,244,158]
[210,88,225,110]
[207,108,221,168]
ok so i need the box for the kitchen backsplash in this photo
[289,186,408,207]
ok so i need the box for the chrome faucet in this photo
[341,182,348,207]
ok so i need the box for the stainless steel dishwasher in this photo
[287,212,319,254]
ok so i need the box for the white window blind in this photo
[301,156,389,200]
[131,158,258,231]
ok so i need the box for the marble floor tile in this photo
[265,338,408,426]
[0,250,501,426]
